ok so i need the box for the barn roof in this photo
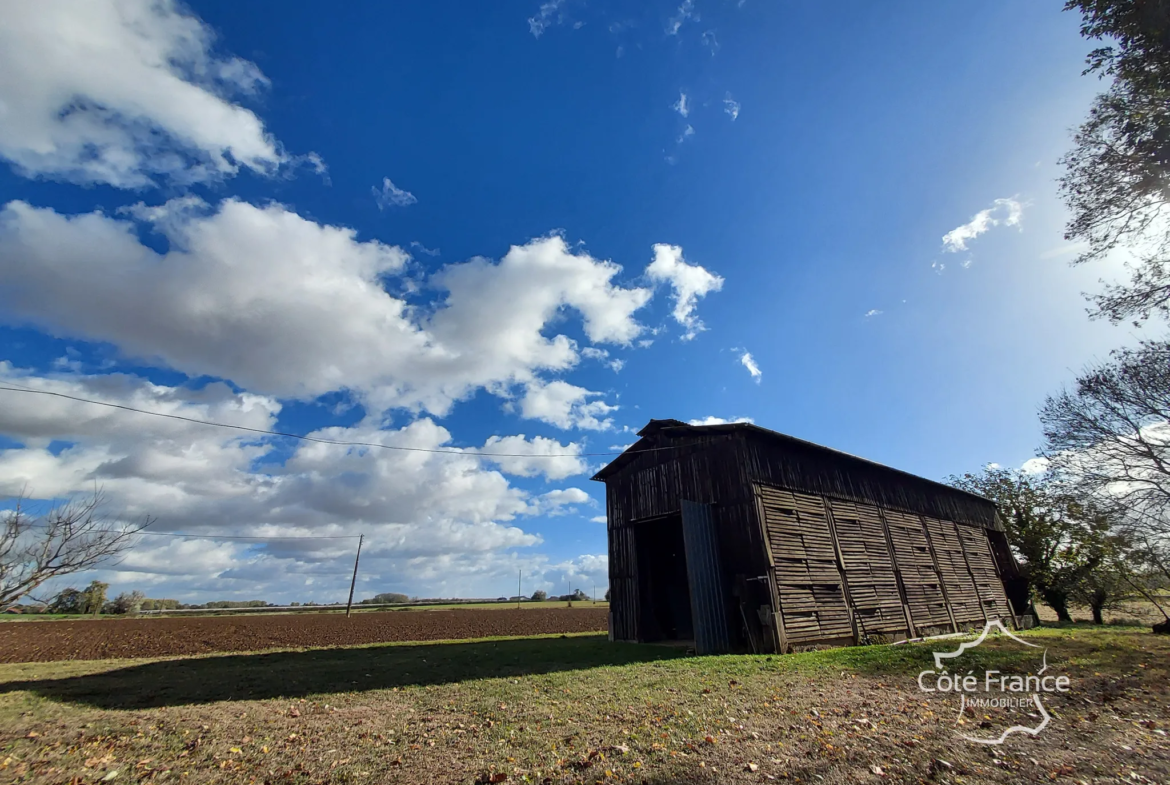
[591,418,993,508]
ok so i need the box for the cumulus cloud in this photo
[941,197,1025,253]
[0,201,659,419]
[0,366,619,601]
[644,244,724,339]
[673,92,690,118]
[372,177,417,209]
[687,416,753,426]
[0,0,287,188]
[518,380,618,430]
[533,487,592,515]
[724,94,741,121]
[740,351,762,382]
[478,435,586,480]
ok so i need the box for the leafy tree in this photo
[48,587,85,614]
[530,589,547,602]
[605,588,611,602]
[0,491,145,610]
[82,580,109,617]
[1060,1,1170,324]
[364,592,409,604]
[949,468,1108,622]
[112,590,146,615]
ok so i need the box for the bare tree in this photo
[1040,340,1170,531]
[0,491,147,610]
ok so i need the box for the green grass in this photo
[0,625,1166,784]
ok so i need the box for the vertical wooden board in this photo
[956,524,1014,619]
[881,509,952,628]
[757,486,852,643]
[923,517,983,624]
[828,500,907,633]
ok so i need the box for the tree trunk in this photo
[1042,590,1073,623]
[1091,602,1104,625]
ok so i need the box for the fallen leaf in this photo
[747,763,759,772]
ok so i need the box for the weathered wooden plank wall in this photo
[600,427,1012,651]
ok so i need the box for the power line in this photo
[0,384,673,459]
[21,523,362,540]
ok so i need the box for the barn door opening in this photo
[681,500,733,654]
[634,513,694,643]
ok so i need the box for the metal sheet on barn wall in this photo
[680,500,732,654]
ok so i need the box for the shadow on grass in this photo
[0,635,686,710]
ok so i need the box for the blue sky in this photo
[0,1,1134,603]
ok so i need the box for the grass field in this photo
[0,625,1167,784]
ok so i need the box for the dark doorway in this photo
[634,514,694,642]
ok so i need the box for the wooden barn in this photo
[592,419,1027,654]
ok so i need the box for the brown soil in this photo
[0,607,608,663]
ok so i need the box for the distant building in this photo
[592,420,1026,654]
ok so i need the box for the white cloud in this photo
[372,177,417,209]
[740,351,762,382]
[931,260,946,275]
[590,515,608,524]
[666,0,698,35]
[687,416,753,426]
[528,0,567,38]
[410,241,441,257]
[724,94,741,121]
[701,30,719,55]
[677,124,696,144]
[533,487,592,516]
[518,380,618,430]
[1020,457,1049,475]
[479,435,586,480]
[941,197,1025,253]
[673,92,690,118]
[0,0,287,188]
[865,309,883,318]
[0,201,658,421]
[644,244,724,339]
[580,347,624,373]
[0,366,624,601]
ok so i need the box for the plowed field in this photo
[0,608,609,663]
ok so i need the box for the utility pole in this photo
[517,569,522,609]
[345,534,364,618]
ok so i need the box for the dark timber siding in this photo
[597,422,1014,651]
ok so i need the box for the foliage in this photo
[0,491,145,610]
[47,587,86,614]
[140,598,180,611]
[361,592,410,604]
[948,467,1109,622]
[1060,1,1170,324]
[82,581,109,616]
[112,590,146,615]
[529,589,547,602]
